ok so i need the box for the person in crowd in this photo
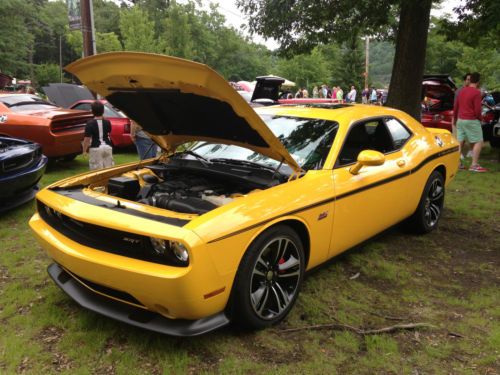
[321,84,328,98]
[336,86,344,102]
[453,73,472,158]
[370,87,377,104]
[346,85,357,103]
[295,89,303,98]
[312,86,319,98]
[331,85,338,100]
[131,120,158,160]
[453,72,487,172]
[361,88,368,104]
[82,100,114,170]
[302,87,309,98]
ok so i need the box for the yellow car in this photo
[29,52,460,336]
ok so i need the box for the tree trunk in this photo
[386,0,432,121]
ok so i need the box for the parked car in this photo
[69,100,133,148]
[30,52,460,336]
[0,136,47,213]
[0,94,93,159]
[421,75,456,132]
[481,92,500,148]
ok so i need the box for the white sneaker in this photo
[466,151,473,158]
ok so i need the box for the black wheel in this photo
[490,136,500,149]
[405,170,445,234]
[62,153,78,162]
[230,225,305,330]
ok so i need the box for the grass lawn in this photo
[0,146,499,374]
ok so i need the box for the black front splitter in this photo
[47,263,230,337]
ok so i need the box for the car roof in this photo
[255,103,409,128]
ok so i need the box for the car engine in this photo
[104,167,259,215]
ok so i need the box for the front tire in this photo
[230,225,305,330]
[405,170,445,234]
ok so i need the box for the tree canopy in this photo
[0,0,496,101]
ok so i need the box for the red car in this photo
[421,75,456,132]
[69,100,132,148]
[0,94,92,159]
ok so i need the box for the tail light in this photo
[124,121,131,133]
[482,112,495,123]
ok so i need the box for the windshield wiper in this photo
[210,158,279,173]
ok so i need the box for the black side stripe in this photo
[207,146,459,243]
[52,189,190,227]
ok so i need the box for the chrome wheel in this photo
[424,177,444,228]
[249,237,302,320]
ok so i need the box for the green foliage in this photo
[96,32,122,53]
[34,63,60,87]
[119,6,163,53]
[274,49,329,89]
[0,0,32,77]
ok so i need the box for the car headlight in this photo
[149,238,189,266]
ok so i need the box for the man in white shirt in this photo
[347,86,357,103]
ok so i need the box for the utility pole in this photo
[81,0,96,57]
[59,35,63,82]
[365,36,369,90]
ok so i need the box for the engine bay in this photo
[101,162,269,215]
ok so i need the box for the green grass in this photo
[0,146,499,374]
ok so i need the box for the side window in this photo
[74,103,92,111]
[337,119,394,166]
[385,118,411,149]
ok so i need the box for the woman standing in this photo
[82,100,114,170]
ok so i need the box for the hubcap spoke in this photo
[271,284,289,313]
[278,255,299,272]
[251,284,269,314]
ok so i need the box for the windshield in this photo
[0,94,57,112]
[188,115,338,171]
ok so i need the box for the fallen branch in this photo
[279,322,436,335]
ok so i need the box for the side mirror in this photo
[349,150,385,175]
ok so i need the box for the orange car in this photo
[0,93,93,159]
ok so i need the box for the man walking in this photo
[453,72,487,172]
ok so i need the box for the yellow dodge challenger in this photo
[30,52,460,336]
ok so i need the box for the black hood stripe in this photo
[52,189,190,227]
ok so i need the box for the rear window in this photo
[0,95,56,112]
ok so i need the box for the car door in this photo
[329,117,414,257]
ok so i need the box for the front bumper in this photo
[48,263,229,336]
[30,191,234,322]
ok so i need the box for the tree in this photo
[236,0,434,120]
[0,0,32,77]
[119,6,163,53]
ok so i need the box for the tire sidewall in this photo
[230,225,305,330]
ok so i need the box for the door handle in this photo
[397,159,406,167]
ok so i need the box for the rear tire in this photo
[230,225,305,330]
[405,170,445,234]
[62,153,78,162]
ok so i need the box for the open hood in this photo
[65,52,300,171]
[422,75,456,90]
[42,83,94,108]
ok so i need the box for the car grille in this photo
[37,200,172,265]
[1,149,39,173]
[51,117,89,133]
